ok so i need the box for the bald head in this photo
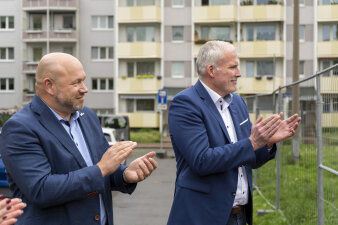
[35,53,83,94]
[196,41,236,79]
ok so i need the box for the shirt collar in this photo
[37,96,80,123]
[200,79,233,107]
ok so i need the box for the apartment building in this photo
[0,0,337,129]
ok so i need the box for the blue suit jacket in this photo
[0,95,136,225]
[167,80,276,225]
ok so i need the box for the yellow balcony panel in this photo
[118,42,161,58]
[317,41,338,58]
[239,41,284,58]
[322,113,338,128]
[194,42,238,58]
[194,5,237,23]
[249,112,273,123]
[237,77,283,94]
[118,77,161,93]
[318,5,338,22]
[118,6,161,23]
[321,76,338,94]
[121,112,159,128]
[240,5,283,22]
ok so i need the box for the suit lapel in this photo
[31,95,87,168]
[78,114,99,163]
[194,80,231,143]
[228,102,242,140]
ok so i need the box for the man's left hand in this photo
[268,112,301,146]
[123,152,158,183]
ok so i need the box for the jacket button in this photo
[94,215,100,221]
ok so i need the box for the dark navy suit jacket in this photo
[0,95,136,225]
[167,80,276,225]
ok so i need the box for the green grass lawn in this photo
[253,140,338,225]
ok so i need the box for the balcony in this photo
[239,41,284,58]
[317,41,338,58]
[118,6,161,23]
[120,112,159,128]
[321,76,338,94]
[237,76,284,94]
[23,61,38,74]
[23,30,77,42]
[23,0,77,10]
[240,4,284,22]
[118,77,161,94]
[322,113,338,128]
[22,93,35,105]
[318,4,338,22]
[194,41,238,57]
[118,42,161,58]
[194,5,237,23]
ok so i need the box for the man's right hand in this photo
[97,141,137,177]
[249,114,282,151]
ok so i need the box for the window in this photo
[0,16,14,30]
[299,25,305,41]
[172,0,184,7]
[137,62,155,75]
[246,61,254,77]
[299,0,305,6]
[210,0,230,5]
[172,62,184,78]
[91,47,113,60]
[63,47,73,55]
[33,48,43,62]
[63,15,74,29]
[0,78,14,91]
[127,0,155,6]
[322,25,330,41]
[201,26,230,41]
[257,61,274,76]
[333,97,338,112]
[320,60,338,76]
[246,26,254,41]
[92,78,114,91]
[257,25,275,40]
[127,26,155,42]
[323,97,330,112]
[299,61,304,77]
[322,60,331,76]
[172,26,184,41]
[33,15,42,30]
[136,99,154,111]
[127,62,134,77]
[92,16,114,29]
[0,47,14,61]
[126,99,134,112]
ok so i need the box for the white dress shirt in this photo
[200,80,249,207]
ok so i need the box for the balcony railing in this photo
[239,41,284,58]
[317,41,338,57]
[194,5,237,23]
[23,0,77,8]
[240,3,284,22]
[118,77,161,93]
[237,76,284,94]
[23,29,77,41]
[118,6,161,23]
[23,61,38,73]
[118,42,161,58]
[318,4,338,21]
[120,112,159,128]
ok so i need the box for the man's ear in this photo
[206,65,215,78]
[43,77,56,96]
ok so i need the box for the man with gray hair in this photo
[167,41,300,225]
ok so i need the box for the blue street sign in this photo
[158,89,167,104]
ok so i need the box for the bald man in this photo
[0,53,157,225]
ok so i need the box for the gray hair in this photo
[196,41,235,78]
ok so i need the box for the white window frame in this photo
[0,78,14,92]
[172,0,184,8]
[91,47,114,61]
[172,26,184,42]
[171,61,185,78]
[91,15,114,30]
[299,25,305,42]
[92,78,114,92]
[0,16,14,31]
[0,47,14,61]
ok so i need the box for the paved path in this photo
[113,148,176,225]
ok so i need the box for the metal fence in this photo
[243,64,338,225]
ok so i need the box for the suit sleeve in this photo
[169,94,257,176]
[1,118,122,208]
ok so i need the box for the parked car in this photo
[98,115,130,141]
[0,127,125,190]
